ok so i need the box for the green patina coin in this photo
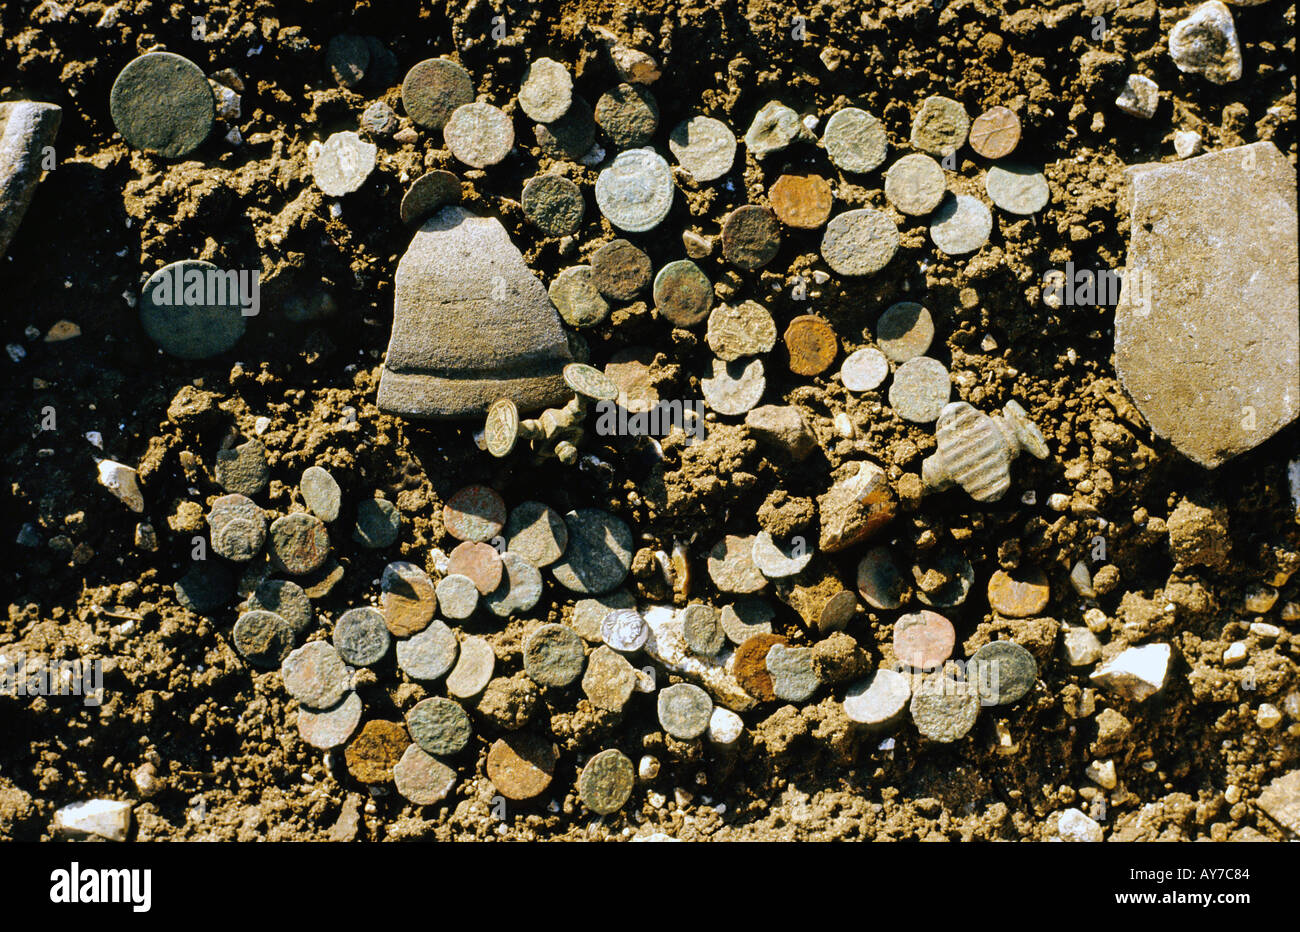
[682,603,725,656]
[110,51,214,158]
[652,259,712,328]
[353,497,401,549]
[522,174,585,237]
[139,260,247,359]
[563,363,619,401]
[406,696,472,756]
[267,513,330,575]
[970,640,1038,705]
[549,266,610,329]
[595,83,659,148]
[578,748,635,815]
[523,623,586,688]
[232,610,293,668]
[401,58,474,130]
[333,606,391,666]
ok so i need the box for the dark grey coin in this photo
[721,205,781,270]
[594,83,659,148]
[140,260,247,359]
[109,51,214,158]
[970,640,1037,706]
[407,696,472,756]
[682,603,725,656]
[578,748,635,815]
[483,552,544,618]
[395,620,459,681]
[400,170,461,226]
[214,439,269,496]
[353,498,401,549]
[281,641,349,709]
[523,623,586,688]
[522,174,585,237]
[505,501,568,568]
[208,496,266,563]
[333,606,391,667]
[551,509,634,595]
[175,561,234,615]
[300,466,342,522]
[590,239,652,301]
[914,550,975,608]
[232,610,293,668]
[267,513,330,575]
[326,34,369,87]
[653,259,712,328]
[249,578,312,634]
[657,683,713,740]
[534,95,596,160]
[401,58,474,130]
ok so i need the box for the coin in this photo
[855,546,909,609]
[909,674,980,743]
[505,501,568,567]
[594,148,674,233]
[844,668,911,726]
[518,57,573,123]
[914,551,975,608]
[733,633,788,702]
[910,95,970,157]
[876,301,934,362]
[109,52,214,158]
[352,498,401,549]
[344,720,409,784]
[572,591,636,643]
[436,573,479,620]
[769,174,834,229]
[601,607,648,653]
[446,635,496,699]
[448,540,504,594]
[594,83,659,147]
[682,603,725,656]
[209,502,266,563]
[589,239,651,301]
[523,623,586,688]
[766,643,820,703]
[721,205,781,270]
[721,599,774,644]
[400,170,460,226]
[893,610,955,669]
[360,100,395,135]
[549,266,610,329]
[310,131,377,196]
[281,641,349,710]
[563,363,619,401]
[820,209,899,276]
[407,696,472,757]
[701,357,765,416]
[483,552,544,617]
[522,174,585,236]
[248,578,313,634]
[139,260,247,359]
[380,561,437,636]
[929,193,992,255]
[888,356,951,423]
[326,34,369,88]
[333,606,391,667]
[486,733,557,801]
[300,466,342,522]
[968,105,1020,159]
[297,691,362,749]
[485,398,520,457]
[393,744,458,804]
[657,683,713,739]
[232,610,293,668]
[395,619,458,682]
[783,315,838,376]
[443,485,507,542]
[987,567,1050,618]
[652,259,712,328]
[706,300,776,361]
[401,58,474,130]
[444,102,514,168]
[578,748,635,814]
[551,509,633,595]
[970,640,1037,705]
[214,438,269,496]
[840,347,890,392]
[534,94,595,160]
[708,534,767,594]
[884,153,946,216]
[984,163,1049,215]
[174,561,235,615]
[668,115,736,182]
[823,107,888,174]
[267,513,330,576]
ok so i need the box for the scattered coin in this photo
[267,513,330,576]
[447,541,503,595]
[914,551,975,608]
[601,608,648,653]
[883,153,947,215]
[657,683,713,739]
[840,347,890,392]
[968,106,1020,159]
[563,362,620,401]
[668,115,736,182]
[682,603,726,656]
[208,493,266,563]
[594,148,674,233]
[484,398,519,458]
[721,598,775,644]
[524,623,586,688]
[353,498,401,549]
[139,260,247,359]
[823,107,888,174]
[522,174,585,236]
[572,591,636,643]
[721,205,781,270]
[300,465,342,522]
[396,619,459,682]
[970,640,1038,705]
[893,610,955,669]
[551,509,633,595]
[984,163,1049,215]
[380,561,437,636]
[299,560,345,600]
[844,668,911,726]
[444,102,514,168]
[432,575,477,621]
[444,485,507,543]
[888,356,951,423]
[297,691,362,749]
[326,34,369,87]
[784,315,838,376]
[281,641,349,709]
[818,590,859,633]
[407,696,472,756]
[910,95,970,157]
[401,58,474,130]
[766,643,820,703]
[909,674,980,743]
[987,568,1051,618]
[110,51,215,158]
[483,552,544,617]
[400,170,461,226]
[394,744,458,805]
[744,100,801,159]
[232,610,293,668]
[215,439,269,496]
[701,357,765,416]
[518,58,573,123]
[248,578,312,634]
[360,100,396,135]
[590,239,652,301]
[855,546,909,609]
[446,635,496,700]
[652,259,712,328]
[733,633,788,702]
[505,501,568,568]
[750,531,812,579]
[486,732,558,800]
[820,209,899,276]
[708,534,768,594]
[175,561,235,615]
[578,748,635,814]
[345,720,409,784]
[333,606,390,667]
[581,645,638,711]
[595,83,659,147]
[549,266,610,329]
[929,193,993,255]
[876,302,934,362]
[534,95,596,160]
[707,300,776,361]
[310,131,377,196]
[769,173,834,230]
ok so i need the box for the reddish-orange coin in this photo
[784,315,838,376]
[443,485,506,542]
[987,567,1050,618]
[448,540,505,594]
[769,174,834,230]
[733,633,789,702]
[892,610,955,669]
[486,733,558,800]
[344,720,409,784]
[968,106,1020,159]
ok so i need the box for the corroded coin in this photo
[551,508,634,595]
[910,95,970,157]
[821,209,899,276]
[929,193,993,255]
[109,51,215,158]
[535,95,596,160]
[682,603,725,656]
[443,485,507,542]
[400,170,461,226]
[248,578,313,634]
[140,259,247,359]
[401,58,474,130]
[968,105,1020,159]
[734,633,788,702]
[840,347,890,393]
[518,57,573,123]
[267,513,330,576]
[657,683,713,739]
[590,239,652,301]
[884,153,946,216]
[523,623,586,688]
[407,696,473,756]
[522,174,585,236]
[652,259,712,328]
[984,163,1049,215]
[333,606,391,667]
[380,561,437,636]
[667,115,736,182]
[447,540,504,595]
[563,363,619,401]
[281,640,349,710]
[505,501,569,567]
[783,315,838,376]
[594,83,659,148]
[444,102,514,168]
[970,640,1037,705]
[594,148,674,233]
[888,356,951,424]
[578,748,635,814]
[706,300,776,361]
[721,205,781,270]
[482,552,544,618]
[393,744,458,805]
[877,301,934,362]
[893,610,955,669]
[297,691,362,749]
[701,357,765,416]
[396,620,459,682]
[769,174,834,230]
[232,610,293,668]
[345,720,409,784]
[909,674,980,743]
[486,733,558,801]
[823,107,888,174]
[485,398,520,458]
[549,266,610,329]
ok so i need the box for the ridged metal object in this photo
[922,401,1049,502]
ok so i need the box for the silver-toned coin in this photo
[594,148,673,233]
[601,607,648,653]
[485,398,519,458]
[563,363,619,401]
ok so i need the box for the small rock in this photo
[744,101,801,159]
[1063,627,1103,666]
[1115,74,1159,118]
[1256,770,1300,836]
[1168,1,1242,84]
[97,459,144,513]
[744,405,815,461]
[1085,759,1118,790]
[1090,643,1171,701]
[1057,807,1104,842]
[610,45,661,84]
[817,460,895,553]
[53,799,132,842]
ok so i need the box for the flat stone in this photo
[702,357,765,415]
[53,799,133,842]
[233,610,293,667]
[594,148,674,233]
[909,674,980,742]
[1090,643,1171,701]
[268,513,330,576]
[985,163,1049,215]
[345,720,409,784]
[523,623,586,688]
[893,610,955,669]
[744,101,801,159]
[401,58,474,130]
[930,194,992,255]
[394,745,458,805]
[1114,142,1298,468]
[821,209,899,276]
[1256,770,1300,837]
[884,153,946,216]
[483,552,543,617]
[765,643,819,703]
[784,315,838,376]
[572,591,636,642]
[487,733,558,800]
[707,300,776,361]
[248,578,312,634]
[769,174,833,229]
[380,561,437,636]
[551,509,633,595]
[0,101,62,258]
[446,635,496,700]
[721,205,781,271]
[888,356,950,423]
[281,640,349,709]
[988,568,1050,617]
[310,131,376,196]
[744,405,816,461]
[407,696,472,756]
[395,619,459,682]
[518,58,573,123]
[581,645,638,711]
[823,107,887,173]
[522,174,584,237]
[579,749,635,814]
[968,106,1020,159]
[297,691,362,749]
[657,683,713,739]
[139,260,247,359]
[300,466,341,522]
[109,52,213,158]
[590,239,652,301]
[1169,1,1242,84]
[595,83,659,147]
[653,259,712,328]
[817,460,895,553]
[910,95,969,157]
[856,547,909,610]
[668,116,736,182]
[549,265,610,328]
[969,640,1037,705]
[844,668,912,726]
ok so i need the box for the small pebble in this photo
[232,610,293,667]
[840,347,890,392]
[929,194,993,255]
[653,259,712,328]
[969,640,1038,705]
[657,683,713,739]
[353,497,401,549]
[310,131,376,196]
[444,102,514,168]
[594,148,674,233]
[578,749,635,814]
[985,163,1049,215]
[447,541,504,594]
[594,83,659,148]
[401,58,474,130]
[549,266,610,329]
[300,466,342,522]
[297,691,362,749]
[720,205,781,271]
[1114,73,1160,119]
[601,607,649,653]
[1169,2,1242,84]
[1064,626,1103,666]
[393,745,458,805]
[360,100,396,135]
[486,733,557,801]
[281,641,349,709]
[344,720,409,784]
[821,209,899,276]
[1174,130,1203,159]
[443,485,507,543]
[518,58,573,123]
[909,674,980,742]
[407,696,472,756]
[910,95,970,157]
[590,239,652,301]
[876,301,934,362]
[845,668,912,726]
[445,635,496,700]
[823,107,888,173]
[769,173,834,229]
[682,603,726,656]
[483,553,543,617]
[884,153,946,216]
[523,623,587,688]
[783,315,838,377]
[987,567,1051,617]
[765,643,820,703]
[582,645,638,711]
[893,610,955,669]
[267,513,330,576]
[550,509,634,595]
[668,115,737,182]
[967,106,1020,158]
[888,356,951,423]
[708,707,744,745]
[701,357,765,415]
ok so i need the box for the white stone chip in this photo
[1056,807,1104,842]
[1089,643,1171,701]
[96,458,144,512]
[707,707,744,745]
[53,799,133,841]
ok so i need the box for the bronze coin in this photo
[448,540,505,594]
[721,205,781,270]
[968,106,1020,159]
[893,610,956,669]
[486,733,558,801]
[769,174,834,229]
[733,633,789,702]
[401,58,474,130]
[380,561,438,637]
[652,259,712,328]
[590,239,652,301]
[783,315,838,376]
[267,513,330,576]
[344,720,410,784]
[443,485,507,543]
[987,567,1050,618]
